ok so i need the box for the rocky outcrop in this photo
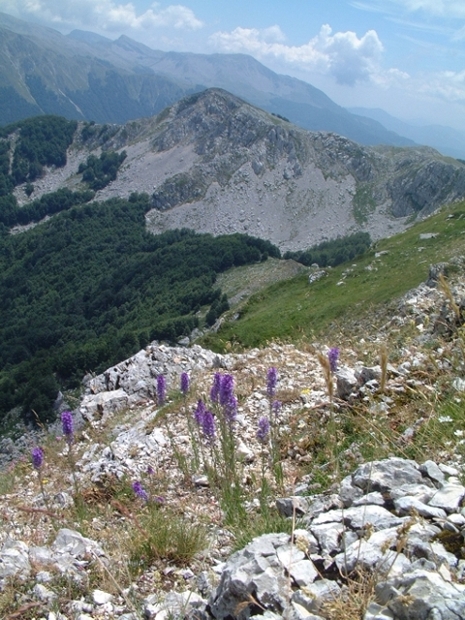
[2,266,465,619]
[208,457,465,620]
[80,342,227,425]
[387,158,465,217]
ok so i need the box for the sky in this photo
[2,0,465,131]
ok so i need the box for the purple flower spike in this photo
[267,367,278,398]
[224,395,238,425]
[132,481,149,502]
[180,372,190,396]
[210,372,222,404]
[201,410,216,442]
[219,374,234,407]
[61,410,74,442]
[157,375,166,405]
[257,417,270,443]
[328,347,340,373]
[272,400,282,418]
[194,399,206,426]
[32,447,44,470]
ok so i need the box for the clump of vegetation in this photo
[271,112,290,122]
[0,115,77,185]
[162,367,291,545]
[78,150,127,190]
[0,187,94,228]
[284,231,371,268]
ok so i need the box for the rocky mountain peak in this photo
[20,87,465,252]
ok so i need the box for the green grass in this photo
[353,183,376,224]
[0,469,15,495]
[201,200,465,352]
[128,505,208,574]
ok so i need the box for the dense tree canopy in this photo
[78,150,127,190]
[0,192,279,425]
[0,115,77,185]
[284,232,371,268]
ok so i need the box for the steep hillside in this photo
[0,13,192,125]
[9,89,465,252]
[1,203,465,618]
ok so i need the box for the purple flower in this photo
[223,395,238,425]
[272,400,282,418]
[31,447,44,470]
[201,410,216,442]
[132,481,149,502]
[219,374,234,407]
[257,417,270,443]
[267,367,278,398]
[157,375,166,405]
[180,372,190,396]
[147,465,154,475]
[194,399,206,425]
[328,347,340,373]
[61,410,74,442]
[210,372,222,404]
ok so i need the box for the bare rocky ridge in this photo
[16,88,465,251]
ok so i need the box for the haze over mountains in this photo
[349,107,465,161]
[2,11,464,158]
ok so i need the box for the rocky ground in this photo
[1,263,465,619]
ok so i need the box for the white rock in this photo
[93,589,114,605]
[429,484,465,512]
[288,559,318,586]
[276,544,305,568]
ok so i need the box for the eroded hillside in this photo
[11,89,465,251]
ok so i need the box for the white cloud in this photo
[397,0,465,16]
[8,0,203,33]
[421,69,465,102]
[210,24,384,86]
[355,0,465,18]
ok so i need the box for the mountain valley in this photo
[2,8,465,620]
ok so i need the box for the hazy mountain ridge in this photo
[0,12,418,148]
[349,107,465,160]
[12,88,465,252]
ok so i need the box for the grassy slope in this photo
[202,201,465,351]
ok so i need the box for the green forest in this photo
[0,115,77,187]
[0,192,279,425]
[0,115,131,230]
[0,115,86,231]
[284,232,371,267]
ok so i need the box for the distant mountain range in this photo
[0,11,436,152]
[349,107,465,160]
